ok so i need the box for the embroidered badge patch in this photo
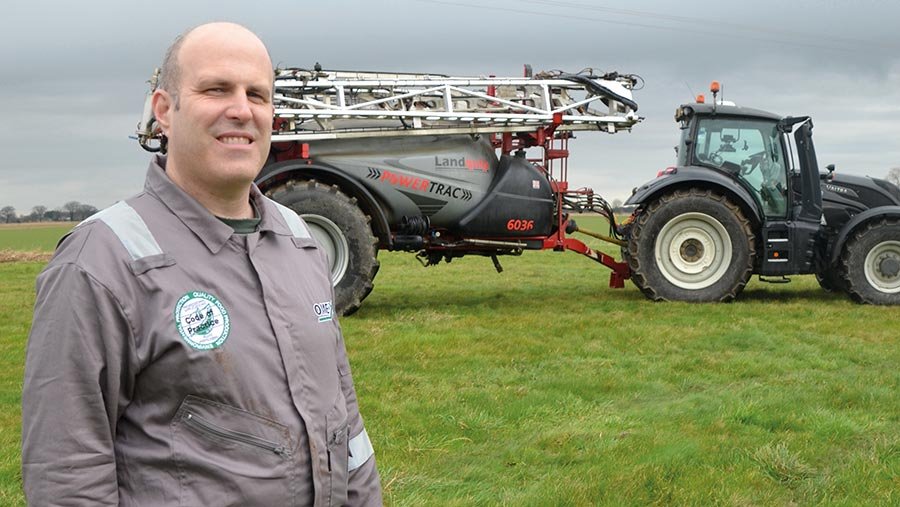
[174,291,231,350]
[313,301,334,322]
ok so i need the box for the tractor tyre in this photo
[626,188,755,302]
[266,180,380,316]
[620,238,646,292]
[840,218,900,305]
[815,269,846,293]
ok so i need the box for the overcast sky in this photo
[2,0,899,213]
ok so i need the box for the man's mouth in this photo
[218,135,253,145]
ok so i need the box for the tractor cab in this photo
[676,104,790,219]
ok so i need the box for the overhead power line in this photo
[517,0,894,51]
[416,0,893,55]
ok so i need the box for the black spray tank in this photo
[456,154,554,237]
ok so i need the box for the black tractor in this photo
[622,91,900,304]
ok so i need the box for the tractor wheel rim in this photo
[656,212,732,290]
[863,240,900,293]
[301,214,350,286]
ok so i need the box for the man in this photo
[21,22,382,506]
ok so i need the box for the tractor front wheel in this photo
[841,218,900,305]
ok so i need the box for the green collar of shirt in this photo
[217,201,262,234]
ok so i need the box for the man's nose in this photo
[225,92,253,122]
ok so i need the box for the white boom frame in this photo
[136,67,641,147]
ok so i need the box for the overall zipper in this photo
[326,428,345,472]
[183,411,289,458]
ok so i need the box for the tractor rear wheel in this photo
[626,188,755,302]
[266,180,380,316]
[841,218,900,305]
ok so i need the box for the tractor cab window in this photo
[693,118,788,218]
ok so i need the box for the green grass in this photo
[0,262,41,506]
[2,219,898,505]
[0,224,73,251]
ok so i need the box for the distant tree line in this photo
[0,201,99,224]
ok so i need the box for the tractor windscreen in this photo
[693,118,789,218]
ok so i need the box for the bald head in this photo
[158,22,273,106]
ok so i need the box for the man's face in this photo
[153,26,274,192]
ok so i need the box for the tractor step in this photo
[758,275,792,284]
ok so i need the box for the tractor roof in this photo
[679,102,783,121]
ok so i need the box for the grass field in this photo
[0,223,73,252]
[1,219,898,505]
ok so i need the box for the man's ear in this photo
[152,89,174,135]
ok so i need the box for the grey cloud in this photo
[1,0,899,211]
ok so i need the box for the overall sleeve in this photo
[21,262,137,506]
[335,331,383,507]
